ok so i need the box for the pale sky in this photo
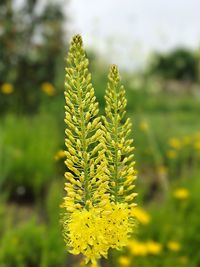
[66,0,200,69]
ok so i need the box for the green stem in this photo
[113,85,119,203]
[77,75,89,207]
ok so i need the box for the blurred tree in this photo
[0,0,68,113]
[148,48,198,82]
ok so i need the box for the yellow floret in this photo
[64,203,135,263]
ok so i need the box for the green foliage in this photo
[112,176,200,267]
[0,182,67,267]
[148,48,199,81]
[0,0,67,113]
[41,181,66,267]
[0,219,46,267]
[0,113,61,197]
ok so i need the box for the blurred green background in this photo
[0,1,200,267]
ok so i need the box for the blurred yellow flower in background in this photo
[118,256,131,267]
[173,188,189,200]
[167,150,177,159]
[168,138,181,149]
[54,149,66,161]
[128,239,162,256]
[139,120,149,132]
[128,240,148,256]
[132,206,151,225]
[41,82,56,96]
[167,241,181,252]
[146,241,162,255]
[1,83,14,94]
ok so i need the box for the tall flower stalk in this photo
[100,65,137,250]
[102,65,137,207]
[62,35,109,262]
[62,35,137,264]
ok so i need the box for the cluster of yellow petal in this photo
[64,203,134,263]
[104,203,134,249]
[67,208,108,263]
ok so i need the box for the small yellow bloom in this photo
[132,206,151,225]
[167,241,181,252]
[146,241,162,255]
[64,203,134,263]
[41,82,56,96]
[54,149,66,161]
[166,150,177,159]
[1,83,14,94]
[168,138,181,149]
[173,188,189,200]
[139,121,149,131]
[128,240,148,256]
[178,256,188,264]
[118,256,131,267]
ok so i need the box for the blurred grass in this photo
[0,114,63,198]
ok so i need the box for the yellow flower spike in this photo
[102,64,137,249]
[62,35,110,263]
[62,35,138,263]
[167,241,181,252]
[173,188,189,200]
